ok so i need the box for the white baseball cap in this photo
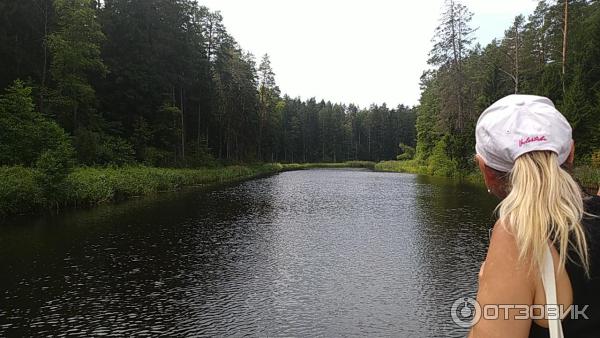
[475,94,572,172]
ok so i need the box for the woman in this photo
[468,95,600,337]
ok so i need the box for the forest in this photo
[0,0,416,171]
[1,0,599,215]
[413,0,600,178]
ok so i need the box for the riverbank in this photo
[0,161,376,217]
[0,164,276,217]
[281,161,375,171]
[375,160,600,194]
[3,160,595,218]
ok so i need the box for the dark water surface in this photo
[0,169,498,337]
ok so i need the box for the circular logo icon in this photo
[451,297,481,328]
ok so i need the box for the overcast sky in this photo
[201,0,538,108]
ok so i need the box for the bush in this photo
[74,128,135,165]
[0,166,44,216]
[0,80,76,209]
[97,134,135,165]
[396,143,415,161]
[185,142,217,168]
[0,80,74,167]
[280,162,375,170]
[35,141,76,206]
[427,136,459,177]
[73,128,99,164]
[374,159,429,175]
[345,161,376,169]
[144,147,176,167]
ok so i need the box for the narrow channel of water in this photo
[0,169,498,337]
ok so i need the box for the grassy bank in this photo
[281,161,375,171]
[375,160,600,193]
[0,161,376,217]
[0,164,283,217]
[375,160,430,176]
[374,159,484,184]
[2,160,595,218]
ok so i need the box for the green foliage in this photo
[74,128,135,165]
[417,0,600,177]
[73,128,99,164]
[48,0,107,131]
[345,161,376,169]
[143,147,176,167]
[152,103,182,160]
[60,164,286,207]
[397,143,415,160]
[0,80,74,167]
[34,142,75,206]
[280,161,376,171]
[2,0,417,168]
[427,136,459,177]
[0,80,40,165]
[185,143,218,168]
[0,166,45,216]
[375,160,429,175]
[378,139,458,178]
[98,135,135,165]
[131,117,152,160]
[0,163,289,216]
[415,73,441,161]
[0,80,75,208]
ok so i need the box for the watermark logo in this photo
[451,297,590,328]
[451,297,481,328]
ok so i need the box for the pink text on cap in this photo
[518,135,547,147]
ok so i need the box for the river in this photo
[0,168,498,337]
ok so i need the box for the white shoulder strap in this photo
[541,244,564,338]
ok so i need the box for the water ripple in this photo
[0,169,496,337]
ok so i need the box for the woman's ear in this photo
[476,154,506,198]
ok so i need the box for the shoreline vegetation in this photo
[0,161,375,218]
[376,160,600,195]
[2,160,596,219]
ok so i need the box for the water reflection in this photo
[410,175,497,337]
[0,169,497,337]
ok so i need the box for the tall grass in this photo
[281,161,375,171]
[0,162,379,217]
[0,166,45,215]
[375,160,429,175]
[0,164,284,216]
[65,164,287,207]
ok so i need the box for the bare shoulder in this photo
[470,220,536,337]
[479,219,536,295]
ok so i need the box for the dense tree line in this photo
[0,0,416,168]
[417,0,600,175]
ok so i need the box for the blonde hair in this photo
[497,151,589,276]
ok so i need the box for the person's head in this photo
[475,94,588,275]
